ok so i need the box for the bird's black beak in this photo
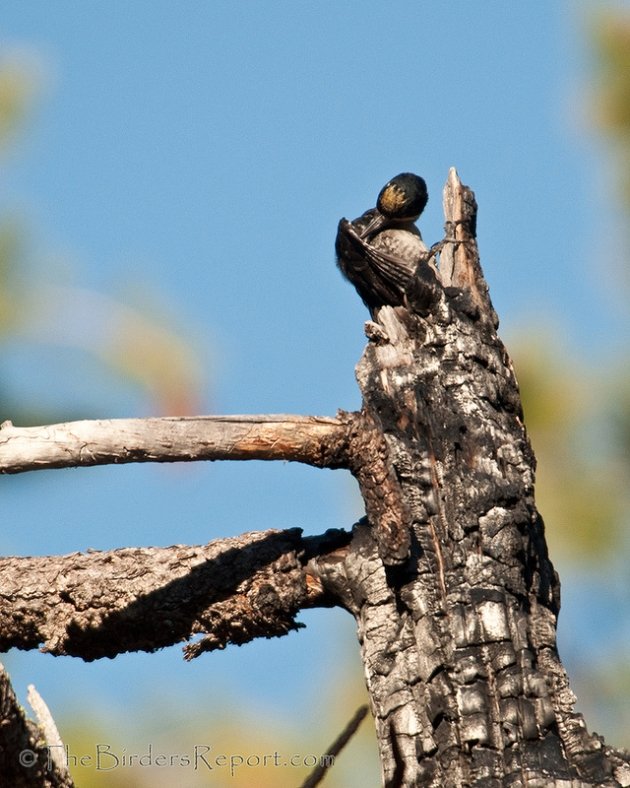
[359,210,387,240]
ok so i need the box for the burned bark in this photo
[0,169,628,787]
[308,170,630,786]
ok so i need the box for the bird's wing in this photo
[337,220,417,292]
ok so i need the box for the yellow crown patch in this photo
[379,184,406,214]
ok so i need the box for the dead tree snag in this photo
[0,170,628,787]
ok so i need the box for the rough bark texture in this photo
[0,528,350,661]
[308,170,630,786]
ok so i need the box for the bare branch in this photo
[0,527,351,661]
[0,414,352,475]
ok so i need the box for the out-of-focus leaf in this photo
[593,12,630,206]
[0,60,36,151]
[594,14,630,137]
[0,222,23,335]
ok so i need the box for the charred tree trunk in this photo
[1,170,629,787]
[310,170,630,786]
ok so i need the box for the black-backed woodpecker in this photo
[336,173,437,317]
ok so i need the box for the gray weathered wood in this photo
[0,414,348,473]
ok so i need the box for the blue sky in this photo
[1,0,628,778]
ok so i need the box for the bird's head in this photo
[360,172,428,239]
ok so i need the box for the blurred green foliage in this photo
[594,11,630,206]
[593,7,630,476]
[513,336,627,562]
[57,628,378,788]
[0,61,36,151]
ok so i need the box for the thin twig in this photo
[300,704,369,788]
